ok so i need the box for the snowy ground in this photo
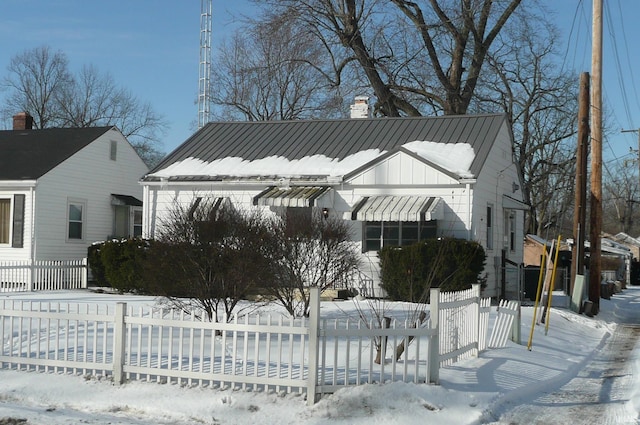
[0,287,639,425]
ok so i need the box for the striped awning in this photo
[350,196,443,221]
[253,186,330,207]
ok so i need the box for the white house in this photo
[141,114,527,298]
[0,113,148,263]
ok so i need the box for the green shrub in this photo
[379,238,486,301]
[88,239,149,293]
[87,242,108,286]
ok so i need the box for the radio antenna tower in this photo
[198,0,212,129]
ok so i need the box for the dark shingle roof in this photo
[0,127,112,180]
[149,114,508,178]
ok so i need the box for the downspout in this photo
[142,184,150,238]
[466,182,472,240]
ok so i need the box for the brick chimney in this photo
[13,112,34,130]
[350,96,370,119]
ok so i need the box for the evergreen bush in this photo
[87,242,107,286]
[379,238,486,301]
[88,239,149,293]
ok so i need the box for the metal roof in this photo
[0,127,112,180]
[148,114,508,179]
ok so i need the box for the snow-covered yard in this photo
[1,287,639,424]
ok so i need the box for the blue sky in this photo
[0,0,639,164]
[0,0,253,153]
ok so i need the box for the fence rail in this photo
[0,259,88,292]
[1,285,492,404]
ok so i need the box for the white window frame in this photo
[110,140,117,161]
[509,212,516,252]
[486,204,494,251]
[67,198,87,242]
[0,197,11,245]
[132,206,143,237]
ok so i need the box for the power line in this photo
[604,1,633,127]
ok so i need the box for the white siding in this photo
[144,184,267,238]
[472,122,525,297]
[34,129,148,261]
[348,152,460,186]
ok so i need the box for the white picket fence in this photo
[488,299,521,348]
[433,285,492,367]
[0,285,492,404]
[0,259,88,292]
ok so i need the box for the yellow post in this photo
[545,235,562,335]
[527,245,547,350]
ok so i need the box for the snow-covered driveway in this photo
[483,286,640,425]
[485,324,640,424]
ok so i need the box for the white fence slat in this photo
[2,283,493,404]
[0,259,87,292]
[488,300,520,348]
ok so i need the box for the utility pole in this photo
[572,72,589,295]
[589,0,603,315]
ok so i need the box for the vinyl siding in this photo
[472,122,525,297]
[34,129,148,260]
[347,151,461,186]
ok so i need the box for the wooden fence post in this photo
[307,287,320,405]
[429,287,440,384]
[113,302,127,385]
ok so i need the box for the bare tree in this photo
[211,10,346,121]
[145,198,276,321]
[259,0,525,116]
[1,45,167,167]
[472,14,578,236]
[267,208,361,318]
[603,160,640,235]
[1,46,72,128]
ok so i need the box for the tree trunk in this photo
[374,316,392,364]
[395,311,427,361]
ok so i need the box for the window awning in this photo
[253,186,330,207]
[350,196,443,221]
[111,194,142,207]
[502,195,529,210]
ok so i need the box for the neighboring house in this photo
[608,232,640,260]
[525,234,633,296]
[0,113,148,263]
[141,113,527,298]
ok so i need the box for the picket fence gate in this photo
[0,259,88,292]
[0,285,492,404]
[488,299,521,348]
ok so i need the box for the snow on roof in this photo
[150,141,475,179]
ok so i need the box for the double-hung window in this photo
[133,208,143,237]
[68,200,86,241]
